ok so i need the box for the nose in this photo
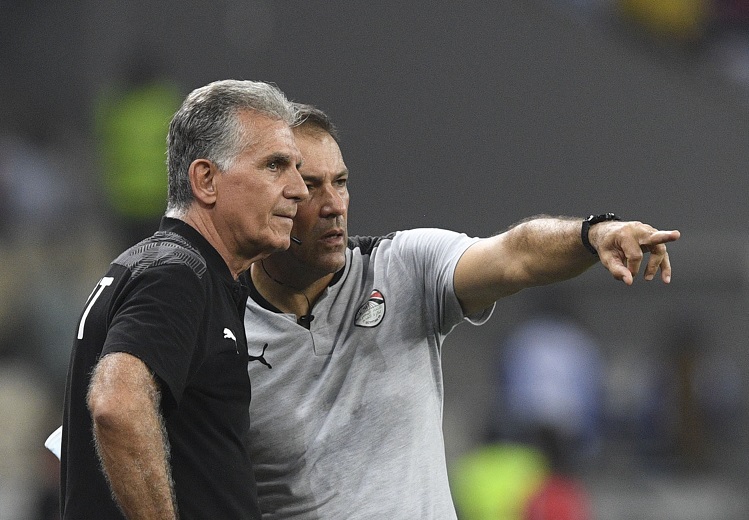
[284,168,309,202]
[320,184,346,218]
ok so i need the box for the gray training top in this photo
[245,228,493,520]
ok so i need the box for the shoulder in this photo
[347,232,396,255]
[112,231,207,280]
[349,229,473,255]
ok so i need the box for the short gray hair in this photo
[166,79,298,215]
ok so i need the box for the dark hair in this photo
[292,103,340,143]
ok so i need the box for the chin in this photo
[319,254,345,274]
[264,236,291,255]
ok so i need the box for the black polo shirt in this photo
[61,217,260,519]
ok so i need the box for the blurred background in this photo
[2,1,749,518]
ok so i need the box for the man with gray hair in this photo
[60,79,307,519]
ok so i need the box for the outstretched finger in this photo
[642,229,681,247]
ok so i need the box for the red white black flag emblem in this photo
[355,289,385,327]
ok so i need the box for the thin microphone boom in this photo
[291,236,302,245]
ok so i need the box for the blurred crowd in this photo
[0,54,183,519]
[450,289,745,520]
[555,0,749,102]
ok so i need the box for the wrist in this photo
[581,213,620,255]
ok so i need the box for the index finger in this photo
[641,229,681,247]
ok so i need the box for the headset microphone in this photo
[298,313,314,329]
[291,236,302,245]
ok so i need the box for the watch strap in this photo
[581,213,621,255]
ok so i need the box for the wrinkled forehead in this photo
[293,126,347,178]
[236,111,299,158]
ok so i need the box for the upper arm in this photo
[86,352,177,518]
[453,233,528,316]
[454,218,596,315]
[88,352,160,426]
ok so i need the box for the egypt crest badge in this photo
[355,289,385,327]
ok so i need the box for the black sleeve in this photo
[102,263,205,407]
[348,232,396,255]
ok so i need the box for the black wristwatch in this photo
[581,213,621,255]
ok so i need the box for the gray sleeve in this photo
[389,229,495,334]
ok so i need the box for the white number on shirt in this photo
[77,276,114,339]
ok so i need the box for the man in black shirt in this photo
[60,80,307,519]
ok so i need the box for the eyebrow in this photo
[265,152,294,167]
[302,169,349,183]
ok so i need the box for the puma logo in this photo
[249,343,272,369]
[223,328,238,353]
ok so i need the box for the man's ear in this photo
[189,159,218,206]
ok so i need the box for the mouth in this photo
[320,228,345,244]
[275,211,296,223]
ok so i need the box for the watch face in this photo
[589,213,619,224]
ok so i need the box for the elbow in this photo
[87,381,127,433]
[86,353,158,433]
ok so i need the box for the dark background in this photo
[2,1,748,518]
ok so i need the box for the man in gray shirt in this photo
[244,104,680,519]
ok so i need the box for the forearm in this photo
[502,215,596,286]
[455,214,680,314]
[89,353,178,520]
[454,216,595,315]
[94,409,177,519]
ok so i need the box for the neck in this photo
[181,211,251,280]
[260,258,303,291]
[253,260,325,321]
